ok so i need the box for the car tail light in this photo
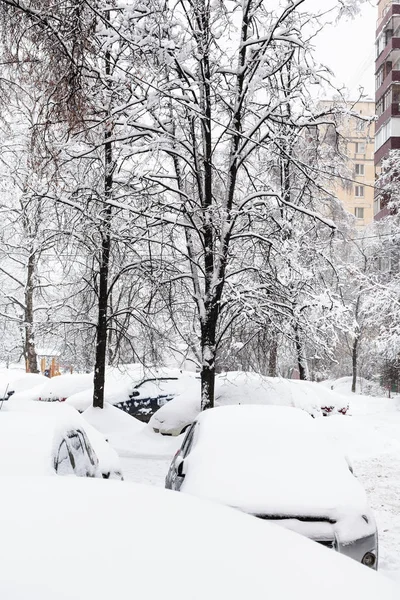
[361,552,376,568]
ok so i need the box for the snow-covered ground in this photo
[2,368,399,581]
[110,386,400,582]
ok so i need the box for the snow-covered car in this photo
[166,405,378,569]
[296,380,350,416]
[0,477,396,600]
[150,372,321,435]
[151,372,352,436]
[38,373,93,402]
[0,372,47,401]
[4,399,124,480]
[66,366,200,422]
[0,412,100,477]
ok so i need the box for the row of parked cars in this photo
[0,368,351,430]
[0,368,397,599]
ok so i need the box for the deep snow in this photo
[0,477,397,600]
[113,388,400,582]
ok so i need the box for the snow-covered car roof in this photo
[38,373,93,402]
[0,412,79,475]
[0,477,396,600]
[180,406,373,543]
[0,372,47,397]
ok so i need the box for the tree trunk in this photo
[295,326,308,380]
[93,19,112,409]
[25,251,38,373]
[351,335,358,393]
[92,136,112,409]
[200,314,217,411]
[268,334,278,377]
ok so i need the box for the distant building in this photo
[319,100,375,228]
[374,0,400,219]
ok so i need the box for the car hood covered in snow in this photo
[0,477,396,600]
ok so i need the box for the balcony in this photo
[377,3,400,36]
[374,205,390,220]
[377,101,400,129]
[376,69,400,99]
[375,135,400,164]
[376,37,400,72]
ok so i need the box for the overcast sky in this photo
[313,1,376,100]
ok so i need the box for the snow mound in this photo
[0,477,396,600]
[320,377,388,398]
[113,425,184,458]
[83,403,144,435]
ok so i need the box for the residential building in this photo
[374,0,400,219]
[320,100,375,228]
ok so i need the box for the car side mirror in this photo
[175,456,186,477]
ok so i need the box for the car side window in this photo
[77,430,96,466]
[67,431,91,476]
[181,423,197,458]
[56,440,75,476]
[68,432,85,456]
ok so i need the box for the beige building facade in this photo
[333,101,376,228]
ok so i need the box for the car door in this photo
[166,422,197,491]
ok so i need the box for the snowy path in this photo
[120,456,170,487]
[354,455,400,579]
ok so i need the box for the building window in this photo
[376,33,386,57]
[355,142,366,154]
[355,207,364,219]
[376,67,384,90]
[355,164,365,176]
[355,185,365,197]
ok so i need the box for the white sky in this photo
[311,1,377,100]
